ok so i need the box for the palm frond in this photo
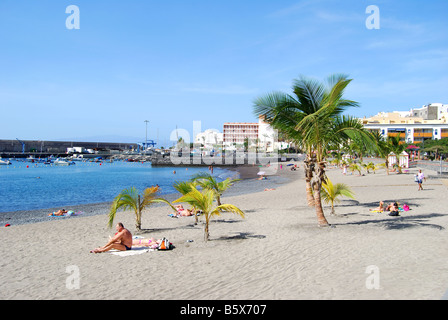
[321,178,355,205]
[108,187,139,228]
[212,204,245,218]
[173,180,197,195]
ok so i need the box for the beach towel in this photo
[109,247,155,256]
[370,210,383,213]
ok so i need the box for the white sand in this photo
[1,164,448,300]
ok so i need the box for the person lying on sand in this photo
[132,237,161,249]
[174,204,194,216]
[48,209,67,216]
[388,202,400,216]
[264,188,276,191]
[369,201,384,212]
[385,202,401,212]
[90,222,132,253]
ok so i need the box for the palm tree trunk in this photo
[204,217,210,242]
[312,161,330,226]
[313,184,329,226]
[194,209,198,225]
[305,181,315,206]
[136,195,142,231]
[304,154,316,207]
[136,213,142,231]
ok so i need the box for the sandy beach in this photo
[1,162,448,300]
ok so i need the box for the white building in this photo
[196,117,288,152]
[411,103,448,121]
[258,117,276,152]
[195,129,223,149]
[361,104,448,144]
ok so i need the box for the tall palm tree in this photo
[191,173,240,206]
[254,74,373,226]
[108,186,174,231]
[321,178,355,215]
[173,186,245,241]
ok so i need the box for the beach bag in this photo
[414,175,419,182]
[403,204,410,211]
[157,238,172,250]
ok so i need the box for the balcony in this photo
[413,133,433,138]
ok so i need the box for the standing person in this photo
[416,169,426,191]
[90,222,133,253]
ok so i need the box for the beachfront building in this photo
[222,122,259,149]
[361,103,448,145]
[222,116,281,152]
[195,117,289,152]
[194,129,223,149]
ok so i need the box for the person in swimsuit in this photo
[90,222,133,253]
[132,237,160,249]
[174,205,193,216]
[48,209,67,216]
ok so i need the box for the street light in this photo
[144,120,149,153]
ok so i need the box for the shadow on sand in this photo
[332,212,446,231]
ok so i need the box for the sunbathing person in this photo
[90,222,132,253]
[132,237,160,249]
[385,202,398,212]
[48,209,67,216]
[388,202,400,216]
[174,204,194,216]
[369,201,384,212]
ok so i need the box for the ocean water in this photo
[0,160,236,213]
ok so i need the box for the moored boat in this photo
[54,159,75,166]
[0,158,11,165]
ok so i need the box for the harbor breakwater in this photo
[149,152,302,167]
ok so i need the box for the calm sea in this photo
[0,160,235,213]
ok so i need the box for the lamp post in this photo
[144,120,149,153]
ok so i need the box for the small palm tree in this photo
[363,162,376,174]
[375,162,387,172]
[108,186,174,231]
[173,180,200,224]
[321,178,355,215]
[191,173,240,206]
[173,186,245,241]
[348,163,362,176]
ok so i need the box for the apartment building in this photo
[361,105,448,144]
[223,122,259,146]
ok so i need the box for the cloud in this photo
[267,0,318,18]
[179,84,259,95]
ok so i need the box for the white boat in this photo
[0,159,11,165]
[54,159,75,166]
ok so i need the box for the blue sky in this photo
[0,0,447,147]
